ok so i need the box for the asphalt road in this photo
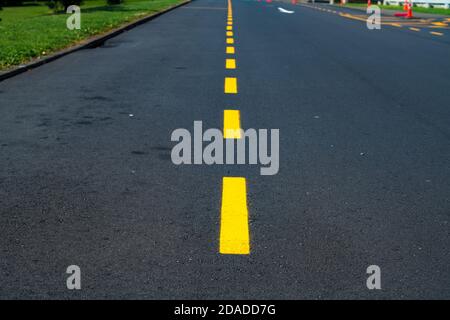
[1,0,450,299]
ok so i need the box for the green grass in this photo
[345,3,450,15]
[0,0,185,70]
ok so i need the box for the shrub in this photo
[47,0,82,12]
[107,0,123,4]
[4,0,24,6]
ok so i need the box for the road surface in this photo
[0,0,449,299]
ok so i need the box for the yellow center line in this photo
[226,31,234,37]
[227,21,233,25]
[226,38,235,44]
[224,77,237,94]
[223,110,241,139]
[226,46,235,54]
[220,177,250,255]
[227,26,233,30]
[226,58,236,69]
[430,31,444,36]
[409,27,420,32]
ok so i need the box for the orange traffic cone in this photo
[406,2,413,18]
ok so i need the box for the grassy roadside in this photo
[0,0,185,70]
[345,3,450,16]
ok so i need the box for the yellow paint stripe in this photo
[220,177,250,255]
[409,27,420,32]
[226,58,236,69]
[430,31,444,36]
[227,26,232,30]
[226,46,235,54]
[223,110,241,139]
[224,77,237,94]
[226,38,234,44]
[227,31,234,37]
[227,21,233,25]
[391,23,402,27]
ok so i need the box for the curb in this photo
[0,0,191,82]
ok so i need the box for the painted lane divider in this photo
[226,58,236,69]
[220,177,250,255]
[219,0,251,256]
[223,110,241,139]
[224,77,238,94]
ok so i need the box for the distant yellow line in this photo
[432,22,447,27]
[226,58,236,69]
[430,31,444,36]
[227,21,233,25]
[227,25,233,30]
[224,77,237,94]
[391,23,402,27]
[226,31,234,37]
[226,46,235,54]
[223,110,241,139]
[220,177,250,255]
[409,27,420,32]
[226,38,235,44]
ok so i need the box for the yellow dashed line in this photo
[430,31,444,36]
[226,58,236,69]
[409,27,420,32]
[226,31,234,37]
[226,46,235,54]
[226,38,234,44]
[432,22,447,27]
[223,110,241,139]
[227,25,232,30]
[220,177,250,255]
[224,77,237,94]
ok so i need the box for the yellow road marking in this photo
[227,26,232,30]
[391,23,402,27]
[224,77,237,94]
[226,46,235,54]
[228,21,233,25]
[432,22,447,27]
[430,31,444,36]
[226,38,234,44]
[220,177,250,255]
[223,110,241,139]
[409,27,420,32]
[226,58,236,69]
[227,31,234,37]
